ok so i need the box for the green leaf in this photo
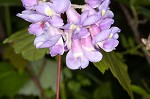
[4,29,49,61]
[93,51,134,99]
[0,62,29,97]
[93,59,109,74]
[18,59,57,96]
[132,85,150,99]
[4,46,28,73]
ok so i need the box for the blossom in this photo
[81,35,102,62]
[34,25,62,48]
[93,27,120,52]
[28,22,45,36]
[17,0,71,34]
[49,0,71,14]
[17,0,70,56]
[84,0,103,8]
[63,7,101,44]
[17,0,120,70]
[21,0,38,9]
[66,39,89,69]
[50,37,65,57]
[66,33,102,69]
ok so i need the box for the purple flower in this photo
[50,37,65,57]
[64,7,101,41]
[28,22,45,36]
[34,26,62,48]
[49,0,71,14]
[83,0,113,19]
[93,27,121,52]
[66,39,89,70]
[17,0,121,70]
[17,10,46,23]
[17,3,66,37]
[89,18,114,38]
[81,35,102,62]
[98,0,110,17]
[84,0,103,8]
[21,0,37,9]
[66,7,101,27]
[89,24,101,39]
[98,18,114,30]
[18,0,71,27]
[66,35,102,70]
[82,5,97,15]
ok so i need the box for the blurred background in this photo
[0,0,150,99]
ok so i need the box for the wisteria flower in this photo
[66,39,89,70]
[93,27,121,52]
[50,37,65,57]
[84,0,103,8]
[34,25,62,48]
[17,0,71,34]
[17,0,121,70]
[81,35,102,62]
[66,33,102,69]
[21,0,38,9]
[63,7,101,44]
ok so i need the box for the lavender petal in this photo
[66,7,80,23]
[103,39,119,52]
[34,33,61,48]
[28,23,44,36]
[17,11,46,23]
[49,16,64,27]
[66,50,89,70]
[82,13,101,26]
[99,18,114,30]
[93,29,111,44]
[50,0,71,14]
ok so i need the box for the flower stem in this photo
[56,55,62,99]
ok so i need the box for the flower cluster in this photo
[17,0,120,70]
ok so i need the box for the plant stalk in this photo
[56,55,62,99]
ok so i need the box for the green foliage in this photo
[19,59,57,97]
[67,81,81,92]
[132,85,150,99]
[4,46,28,73]
[94,51,134,99]
[0,62,29,97]
[93,82,113,99]
[66,71,91,92]
[63,67,73,79]
[93,60,109,74]
[4,29,49,61]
